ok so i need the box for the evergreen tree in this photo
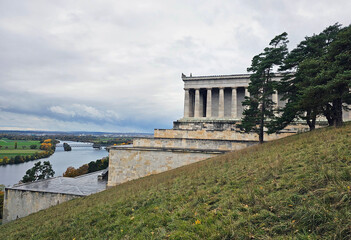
[268,24,343,132]
[320,25,351,127]
[241,32,288,143]
[22,161,55,183]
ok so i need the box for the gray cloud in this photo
[0,0,350,132]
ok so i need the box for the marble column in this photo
[273,90,279,110]
[183,88,190,118]
[206,88,212,118]
[194,88,200,118]
[231,87,237,119]
[219,87,225,118]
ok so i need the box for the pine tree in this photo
[268,24,344,132]
[321,25,351,127]
[241,32,288,143]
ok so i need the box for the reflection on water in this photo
[0,140,108,187]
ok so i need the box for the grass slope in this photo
[1,125,351,239]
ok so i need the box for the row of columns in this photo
[184,87,279,119]
[184,87,251,119]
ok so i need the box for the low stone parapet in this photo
[132,137,257,151]
[154,129,295,141]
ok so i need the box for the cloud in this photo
[0,0,350,132]
[49,104,120,121]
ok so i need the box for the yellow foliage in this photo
[40,142,52,151]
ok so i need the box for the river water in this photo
[0,140,108,187]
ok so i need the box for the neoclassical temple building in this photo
[181,73,283,120]
[107,73,297,187]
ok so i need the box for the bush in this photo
[63,164,88,177]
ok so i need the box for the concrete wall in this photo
[2,189,79,223]
[107,148,218,187]
[133,137,257,151]
[154,129,295,141]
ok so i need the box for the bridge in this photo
[55,143,103,148]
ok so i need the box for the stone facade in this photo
[2,189,79,223]
[132,137,257,151]
[2,171,107,223]
[154,129,295,141]
[108,147,220,187]
[182,73,282,119]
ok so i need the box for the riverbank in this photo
[0,138,56,166]
[0,140,108,186]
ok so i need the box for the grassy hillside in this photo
[1,124,351,239]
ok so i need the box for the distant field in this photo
[0,138,41,150]
[0,150,42,159]
[0,138,42,159]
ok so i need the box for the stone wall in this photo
[173,120,239,131]
[107,147,219,187]
[133,137,257,151]
[154,129,295,141]
[2,189,79,223]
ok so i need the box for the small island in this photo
[63,143,72,151]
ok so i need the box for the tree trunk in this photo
[259,102,265,144]
[323,104,334,126]
[306,109,317,131]
[333,98,343,127]
[310,110,316,131]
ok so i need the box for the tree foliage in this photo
[63,164,89,177]
[63,157,109,178]
[241,32,288,143]
[21,161,55,183]
[63,142,72,151]
[262,23,351,133]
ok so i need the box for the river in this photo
[0,140,108,187]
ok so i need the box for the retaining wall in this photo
[154,129,295,141]
[2,189,80,223]
[107,147,221,187]
[133,137,257,151]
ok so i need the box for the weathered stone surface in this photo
[3,189,79,223]
[107,147,220,187]
[3,171,107,223]
[154,129,295,141]
[133,137,257,151]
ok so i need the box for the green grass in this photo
[0,138,40,149]
[1,124,351,239]
[0,150,42,159]
[0,138,42,159]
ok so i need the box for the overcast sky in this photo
[0,0,350,133]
